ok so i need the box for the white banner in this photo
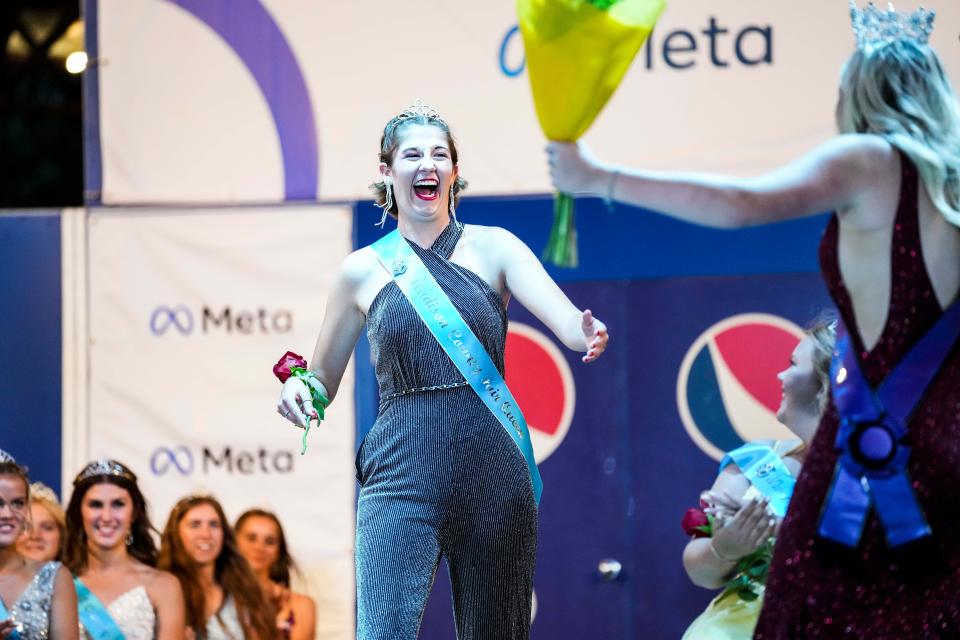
[86,204,355,640]
[94,0,960,204]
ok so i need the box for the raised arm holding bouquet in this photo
[518,0,665,266]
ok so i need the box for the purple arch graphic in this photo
[165,0,318,200]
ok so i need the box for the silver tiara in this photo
[386,99,446,130]
[74,459,136,484]
[0,449,16,465]
[850,1,935,50]
[29,482,60,504]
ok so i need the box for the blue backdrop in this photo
[0,213,63,495]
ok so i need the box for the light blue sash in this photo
[0,597,21,640]
[74,578,126,640]
[719,442,796,517]
[371,229,543,504]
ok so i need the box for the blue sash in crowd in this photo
[0,597,22,640]
[817,300,960,547]
[720,442,796,517]
[371,228,543,504]
[74,578,126,640]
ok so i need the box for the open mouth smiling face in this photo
[413,177,440,200]
[383,123,457,217]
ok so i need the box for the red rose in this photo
[681,507,712,538]
[273,351,308,383]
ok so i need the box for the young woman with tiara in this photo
[235,509,316,640]
[17,482,67,564]
[159,495,279,640]
[275,100,609,639]
[547,2,960,635]
[0,450,77,639]
[66,459,185,639]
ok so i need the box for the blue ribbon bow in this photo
[817,301,960,547]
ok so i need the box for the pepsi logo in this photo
[505,322,575,464]
[676,314,804,461]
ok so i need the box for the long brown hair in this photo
[158,495,279,639]
[235,508,297,588]
[64,460,158,573]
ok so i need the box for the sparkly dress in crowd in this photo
[754,153,960,638]
[4,561,59,639]
[80,585,156,640]
[206,595,245,640]
[355,221,538,640]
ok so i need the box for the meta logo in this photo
[504,322,576,464]
[150,445,295,476]
[498,16,773,77]
[676,314,803,461]
[150,305,292,336]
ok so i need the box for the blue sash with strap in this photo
[371,228,543,504]
[720,442,796,517]
[817,299,960,547]
[74,578,126,640]
[0,597,22,640]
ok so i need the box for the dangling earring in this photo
[449,184,458,225]
[125,530,134,546]
[375,180,393,228]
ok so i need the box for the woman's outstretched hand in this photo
[277,377,317,428]
[581,309,608,363]
[546,141,606,196]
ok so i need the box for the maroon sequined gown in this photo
[754,154,960,639]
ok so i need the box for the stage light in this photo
[65,51,87,74]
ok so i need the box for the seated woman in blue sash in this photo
[274,100,609,640]
[159,495,279,640]
[0,450,77,640]
[65,459,185,640]
[680,318,835,639]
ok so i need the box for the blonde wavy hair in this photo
[838,40,960,224]
[805,314,838,415]
[27,482,67,561]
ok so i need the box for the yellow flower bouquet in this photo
[517,0,665,267]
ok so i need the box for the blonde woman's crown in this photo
[850,1,935,50]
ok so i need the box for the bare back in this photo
[837,145,960,350]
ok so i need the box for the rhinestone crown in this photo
[386,99,446,130]
[74,458,136,484]
[850,1,935,51]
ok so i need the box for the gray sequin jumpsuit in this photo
[355,222,538,640]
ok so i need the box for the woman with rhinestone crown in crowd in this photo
[275,100,609,639]
[547,2,960,637]
[65,459,185,639]
[0,450,77,639]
